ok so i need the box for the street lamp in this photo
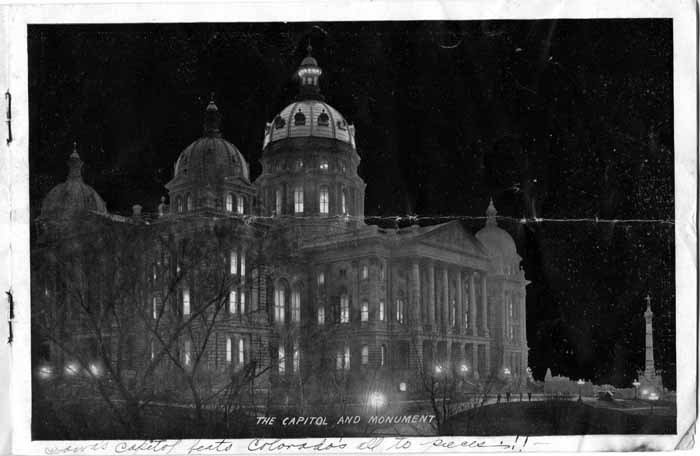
[577,379,585,402]
[648,392,659,414]
[632,379,640,400]
[369,391,386,416]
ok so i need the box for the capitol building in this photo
[32,47,530,408]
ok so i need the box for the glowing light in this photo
[64,361,80,376]
[632,380,641,388]
[460,364,469,373]
[399,382,407,392]
[88,362,103,377]
[503,367,511,375]
[649,392,659,401]
[369,392,386,409]
[37,364,53,380]
[434,365,443,374]
[577,379,585,385]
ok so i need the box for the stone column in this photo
[469,273,477,336]
[485,343,491,372]
[481,275,489,337]
[427,262,435,327]
[411,262,421,326]
[442,267,449,330]
[520,293,527,344]
[455,270,463,334]
[472,344,479,375]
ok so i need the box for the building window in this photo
[293,342,300,373]
[186,193,193,211]
[229,290,237,313]
[295,159,303,170]
[230,249,238,275]
[379,300,385,321]
[291,289,301,322]
[336,351,343,370]
[318,111,329,126]
[238,338,245,366]
[361,265,368,280]
[379,263,385,281]
[275,188,282,215]
[150,340,155,360]
[317,306,325,325]
[344,345,350,370]
[226,337,232,363]
[319,186,329,215]
[274,284,285,323]
[396,299,405,323]
[274,115,285,129]
[294,111,306,125]
[341,191,347,215]
[237,195,244,214]
[340,293,350,323]
[294,187,304,213]
[361,301,369,322]
[152,296,158,319]
[183,288,190,316]
[317,272,325,286]
[278,345,285,374]
[184,340,192,367]
[240,251,246,279]
[240,289,246,314]
[380,344,386,367]
[319,160,329,171]
[176,196,183,213]
[361,345,369,365]
[451,299,456,327]
[225,193,233,212]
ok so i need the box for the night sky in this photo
[28,21,675,389]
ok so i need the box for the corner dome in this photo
[475,199,518,260]
[40,145,107,219]
[262,45,356,150]
[171,98,250,184]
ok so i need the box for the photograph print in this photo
[28,20,676,439]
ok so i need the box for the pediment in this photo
[410,221,487,256]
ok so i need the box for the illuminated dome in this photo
[475,199,519,270]
[262,45,356,149]
[172,98,250,183]
[40,144,107,219]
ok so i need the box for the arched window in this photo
[294,111,306,126]
[341,190,347,215]
[340,293,350,323]
[378,300,385,321]
[395,298,405,323]
[337,119,347,130]
[240,290,246,313]
[238,338,245,365]
[294,186,304,214]
[229,289,237,313]
[230,249,238,275]
[182,288,191,316]
[274,188,282,215]
[317,272,325,286]
[176,197,183,213]
[291,288,301,322]
[274,116,285,129]
[361,345,369,365]
[317,306,325,325]
[226,337,232,363]
[274,283,286,323]
[236,195,244,214]
[318,111,329,126]
[319,186,329,215]
[361,301,369,322]
[380,345,386,367]
[240,251,246,279]
[186,193,193,211]
[361,265,369,280]
[225,193,233,212]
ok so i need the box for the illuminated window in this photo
[274,284,285,323]
[340,293,350,323]
[294,187,304,213]
[274,188,282,215]
[291,289,301,322]
[238,338,245,365]
[183,288,190,316]
[361,345,369,365]
[240,252,246,278]
[184,340,192,367]
[317,272,325,286]
[451,299,456,327]
[319,186,329,214]
[229,290,237,313]
[150,340,155,360]
[152,296,158,319]
[237,195,244,214]
[293,342,300,373]
[278,345,285,374]
[240,290,246,314]
[319,160,329,171]
[343,345,350,370]
[341,191,347,214]
[176,197,183,213]
[226,337,232,363]
[380,345,386,367]
[225,193,233,212]
[361,301,369,322]
[230,249,238,275]
[361,265,368,280]
[186,193,193,211]
[317,306,325,325]
[379,300,385,321]
[396,299,405,323]
[296,159,303,170]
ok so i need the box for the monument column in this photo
[644,295,656,379]
[427,262,435,328]
[411,262,421,326]
[442,267,449,330]
[481,274,489,337]
[455,269,463,334]
[469,272,477,336]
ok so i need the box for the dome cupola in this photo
[40,142,108,220]
[475,199,521,275]
[165,96,254,215]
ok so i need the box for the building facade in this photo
[33,48,530,406]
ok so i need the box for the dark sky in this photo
[28,20,675,388]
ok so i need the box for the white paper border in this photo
[1,0,696,454]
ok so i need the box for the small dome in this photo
[263,100,355,149]
[300,55,318,67]
[173,137,250,183]
[475,199,518,260]
[40,146,107,219]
